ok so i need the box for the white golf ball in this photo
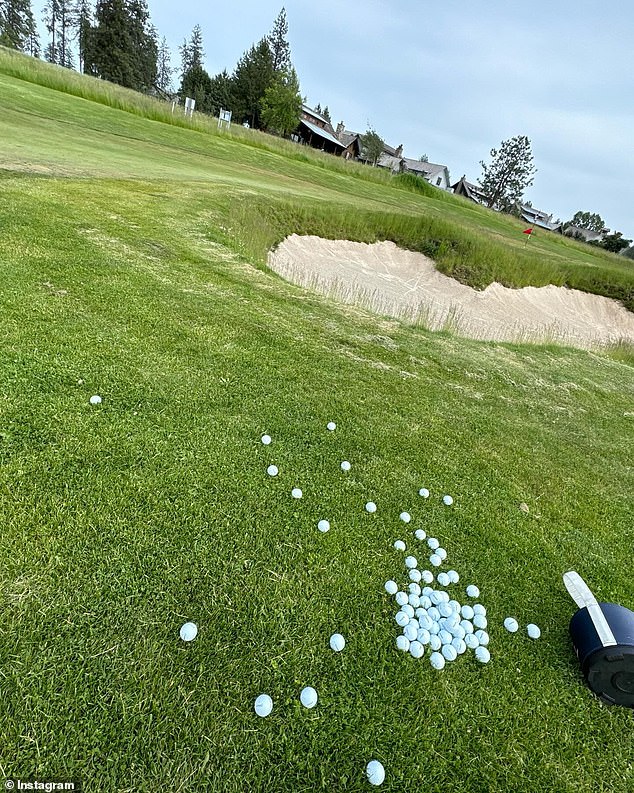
[473,604,486,617]
[475,646,491,664]
[427,606,441,621]
[442,644,458,662]
[401,604,415,618]
[430,591,444,606]
[330,633,345,652]
[460,619,474,635]
[421,570,434,584]
[366,760,385,786]
[254,694,273,717]
[430,651,445,670]
[466,585,480,599]
[365,501,377,514]
[327,421,336,431]
[267,465,278,477]
[447,570,460,584]
[429,554,442,567]
[89,395,102,405]
[461,605,474,620]
[404,555,417,569]
[404,624,418,642]
[317,519,330,533]
[292,488,303,499]
[340,460,351,471]
[409,640,424,659]
[408,583,421,596]
[475,630,490,646]
[396,635,411,652]
[437,572,450,587]
[429,634,442,651]
[448,599,460,611]
[393,540,406,552]
[436,548,447,561]
[261,434,272,445]
[417,628,431,645]
[418,488,430,498]
[414,529,427,541]
[395,611,410,628]
[504,617,519,633]
[427,537,440,550]
[300,686,318,708]
[409,569,422,583]
[442,495,454,506]
[473,615,488,630]
[384,580,398,595]
[439,629,453,646]
[438,602,452,618]
[408,594,420,608]
[419,615,433,631]
[400,511,411,523]
[452,638,467,655]
[179,622,198,642]
[395,591,408,606]
[527,623,541,639]
[465,633,479,650]
[420,596,432,610]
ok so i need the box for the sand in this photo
[268,235,634,349]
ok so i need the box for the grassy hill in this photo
[1,49,633,793]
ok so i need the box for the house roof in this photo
[339,131,360,147]
[302,104,331,127]
[377,153,402,170]
[451,176,487,203]
[299,118,345,149]
[521,213,562,232]
[402,159,448,180]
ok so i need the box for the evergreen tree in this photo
[178,24,203,80]
[478,135,537,212]
[208,69,233,117]
[260,66,301,136]
[179,64,212,112]
[155,35,173,92]
[0,0,37,50]
[69,0,92,72]
[231,38,274,128]
[267,7,290,72]
[322,105,331,124]
[360,128,385,166]
[23,13,39,55]
[43,0,75,68]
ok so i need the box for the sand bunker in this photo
[268,235,634,349]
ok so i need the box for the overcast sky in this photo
[146,0,633,239]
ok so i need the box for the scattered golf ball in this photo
[430,651,445,670]
[89,395,102,405]
[442,644,458,662]
[317,519,330,533]
[473,604,486,616]
[527,623,541,639]
[396,635,411,652]
[466,585,480,599]
[504,617,519,633]
[341,460,351,471]
[330,633,345,652]
[291,488,303,499]
[384,580,398,595]
[473,614,488,630]
[400,511,411,523]
[261,434,272,445]
[408,583,421,596]
[401,604,415,618]
[366,760,385,786]
[447,570,460,584]
[395,591,408,606]
[429,634,442,651]
[421,570,434,584]
[365,501,377,513]
[452,638,467,655]
[418,488,430,498]
[404,624,418,642]
[475,646,491,663]
[393,540,406,551]
[461,605,475,620]
[427,537,439,550]
[437,572,450,587]
[409,569,422,583]
[179,622,198,642]
[327,422,336,431]
[475,630,490,646]
[409,640,424,659]
[254,694,273,717]
[267,465,278,477]
[436,548,447,561]
[300,686,318,709]
[395,611,410,628]
[429,554,442,567]
[465,633,479,650]
[404,555,417,569]
[414,529,426,541]
[442,495,454,506]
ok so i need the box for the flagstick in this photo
[524,224,535,246]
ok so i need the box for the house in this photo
[563,225,608,243]
[516,203,563,233]
[401,158,451,190]
[297,104,346,155]
[451,176,488,204]
[334,123,361,160]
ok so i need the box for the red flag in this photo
[523,228,533,235]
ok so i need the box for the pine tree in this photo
[0,0,37,50]
[208,69,233,117]
[478,135,537,212]
[155,35,173,92]
[69,0,92,72]
[43,0,75,68]
[267,7,290,72]
[322,105,331,124]
[231,38,274,128]
[189,23,203,69]
[180,64,212,112]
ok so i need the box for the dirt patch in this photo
[268,235,634,349]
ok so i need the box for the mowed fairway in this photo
[1,52,633,792]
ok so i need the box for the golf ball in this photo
[438,602,453,618]
[420,596,432,609]
[427,537,440,550]
[427,606,441,621]
[401,604,415,618]
[340,460,351,471]
[430,651,446,670]
[475,646,491,664]
[504,617,519,633]
[384,580,398,595]
[261,434,272,445]
[179,622,198,642]
[366,501,377,514]
[442,644,458,662]
[465,633,479,650]
[460,619,474,634]
[419,615,433,631]
[404,624,418,642]
[418,488,430,498]
[527,623,541,639]
[429,554,442,567]
[436,548,447,561]
[327,421,336,431]
[429,634,442,651]
[473,615,488,630]
[421,570,434,584]
[366,760,385,786]
[409,641,424,659]
[393,540,406,551]
[291,488,303,499]
[395,591,408,606]
[300,686,318,708]
[417,628,431,645]
[442,495,454,506]
[395,611,410,628]
[266,465,278,477]
[404,555,417,569]
[475,630,490,646]
[330,633,345,652]
[400,511,411,523]
[317,519,330,533]
[414,529,427,541]
[408,594,420,608]
[466,585,480,599]
[396,635,411,652]
[473,604,486,617]
[439,629,453,646]
[461,605,475,620]
[89,395,102,405]
[409,569,422,583]
[452,638,467,655]
[437,572,450,587]
[408,583,421,596]
[447,570,460,584]
[254,694,273,717]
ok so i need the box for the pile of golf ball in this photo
[386,529,491,668]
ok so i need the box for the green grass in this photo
[0,50,633,793]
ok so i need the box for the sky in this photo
[147,1,633,239]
